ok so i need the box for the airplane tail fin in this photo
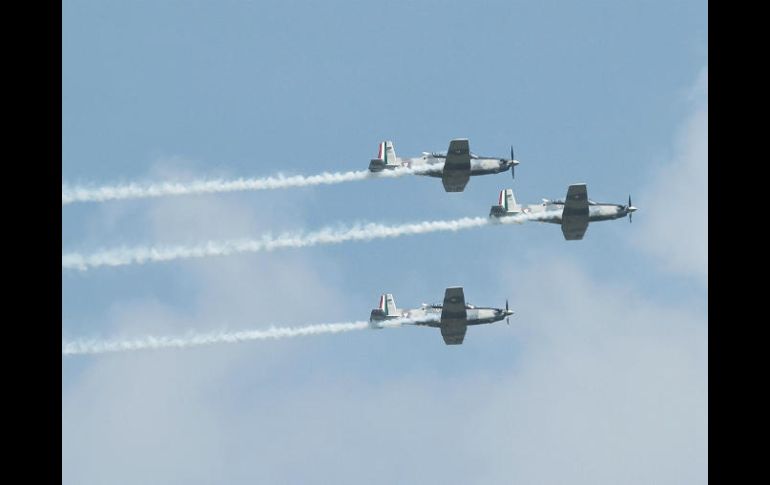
[383,293,399,316]
[384,141,397,165]
[505,188,519,212]
[370,293,400,325]
[489,188,521,217]
[369,141,400,172]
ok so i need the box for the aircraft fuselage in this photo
[376,305,510,327]
[404,156,514,178]
[515,202,633,224]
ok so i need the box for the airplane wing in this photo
[561,183,590,240]
[442,139,471,192]
[440,286,468,345]
[441,325,467,345]
[440,287,467,322]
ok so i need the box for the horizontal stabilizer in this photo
[490,188,520,217]
[370,293,400,323]
[369,141,401,172]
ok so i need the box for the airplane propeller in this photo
[506,299,510,325]
[626,195,638,223]
[510,146,515,179]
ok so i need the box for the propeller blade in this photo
[506,299,509,311]
[628,195,633,223]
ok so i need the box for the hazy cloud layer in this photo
[62,256,706,485]
[63,188,355,483]
[638,67,708,282]
[62,69,708,485]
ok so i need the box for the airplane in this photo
[489,184,638,240]
[368,139,520,192]
[369,287,513,345]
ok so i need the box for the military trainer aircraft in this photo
[369,287,513,345]
[489,184,638,240]
[368,139,519,192]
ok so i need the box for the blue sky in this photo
[62,1,707,483]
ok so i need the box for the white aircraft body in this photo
[369,287,513,345]
[368,139,519,192]
[489,184,638,240]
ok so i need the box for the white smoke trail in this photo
[62,315,437,356]
[61,165,441,205]
[62,212,550,271]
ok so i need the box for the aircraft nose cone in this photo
[628,206,638,212]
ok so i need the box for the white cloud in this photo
[207,259,706,485]
[637,67,708,282]
[63,240,707,484]
[62,164,354,484]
